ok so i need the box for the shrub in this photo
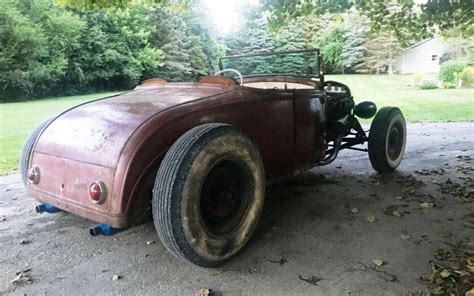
[419,80,439,90]
[458,66,474,86]
[443,81,458,89]
[439,59,468,83]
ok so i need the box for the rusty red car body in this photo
[22,49,406,265]
[26,78,326,227]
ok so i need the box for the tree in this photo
[261,0,473,41]
[0,0,85,100]
[53,0,167,9]
[360,30,401,74]
[272,16,312,75]
[317,24,346,73]
[340,9,369,72]
[420,0,473,34]
[185,4,223,77]
[149,8,192,81]
[261,0,352,29]
[0,0,222,101]
[221,17,276,75]
[69,5,165,91]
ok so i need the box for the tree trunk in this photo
[388,32,393,75]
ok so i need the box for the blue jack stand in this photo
[36,203,60,214]
[89,224,127,236]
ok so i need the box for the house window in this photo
[432,55,438,61]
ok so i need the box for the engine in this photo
[324,81,354,140]
[320,80,377,165]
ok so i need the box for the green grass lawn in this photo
[0,74,473,175]
[327,74,474,122]
[0,92,121,175]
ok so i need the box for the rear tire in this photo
[368,107,406,172]
[19,118,53,187]
[152,123,265,267]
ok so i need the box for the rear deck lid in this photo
[34,83,229,167]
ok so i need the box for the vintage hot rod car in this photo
[21,49,406,267]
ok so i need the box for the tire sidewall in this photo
[384,113,406,168]
[180,132,264,262]
[368,107,406,172]
[153,124,265,266]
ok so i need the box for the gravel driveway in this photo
[1,122,473,295]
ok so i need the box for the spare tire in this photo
[19,118,53,187]
[152,123,265,267]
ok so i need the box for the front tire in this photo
[152,123,265,267]
[368,107,406,172]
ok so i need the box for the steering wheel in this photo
[214,69,243,85]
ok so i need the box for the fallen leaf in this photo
[194,288,211,296]
[146,240,155,245]
[112,275,122,281]
[466,288,474,296]
[394,196,403,200]
[372,259,384,267]
[392,211,402,218]
[466,258,474,273]
[298,274,322,286]
[401,234,411,240]
[439,269,451,278]
[365,215,376,223]
[420,202,434,209]
[350,207,359,214]
[384,205,405,217]
[10,271,32,285]
[19,239,31,245]
[421,242,474,295]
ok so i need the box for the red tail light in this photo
[89,181,106,203]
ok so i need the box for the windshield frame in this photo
[218,49,321,79]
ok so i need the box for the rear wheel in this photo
[368,107,406,172]
[152,123,265,267]
[19,118,53,187]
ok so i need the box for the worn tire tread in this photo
[153,123,263,267]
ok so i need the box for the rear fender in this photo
[115,93,296,225]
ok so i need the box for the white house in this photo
[394,37,449,74]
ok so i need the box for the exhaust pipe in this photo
[36,203,60,214]
[319,135,343,165]
[89,224,126,236]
